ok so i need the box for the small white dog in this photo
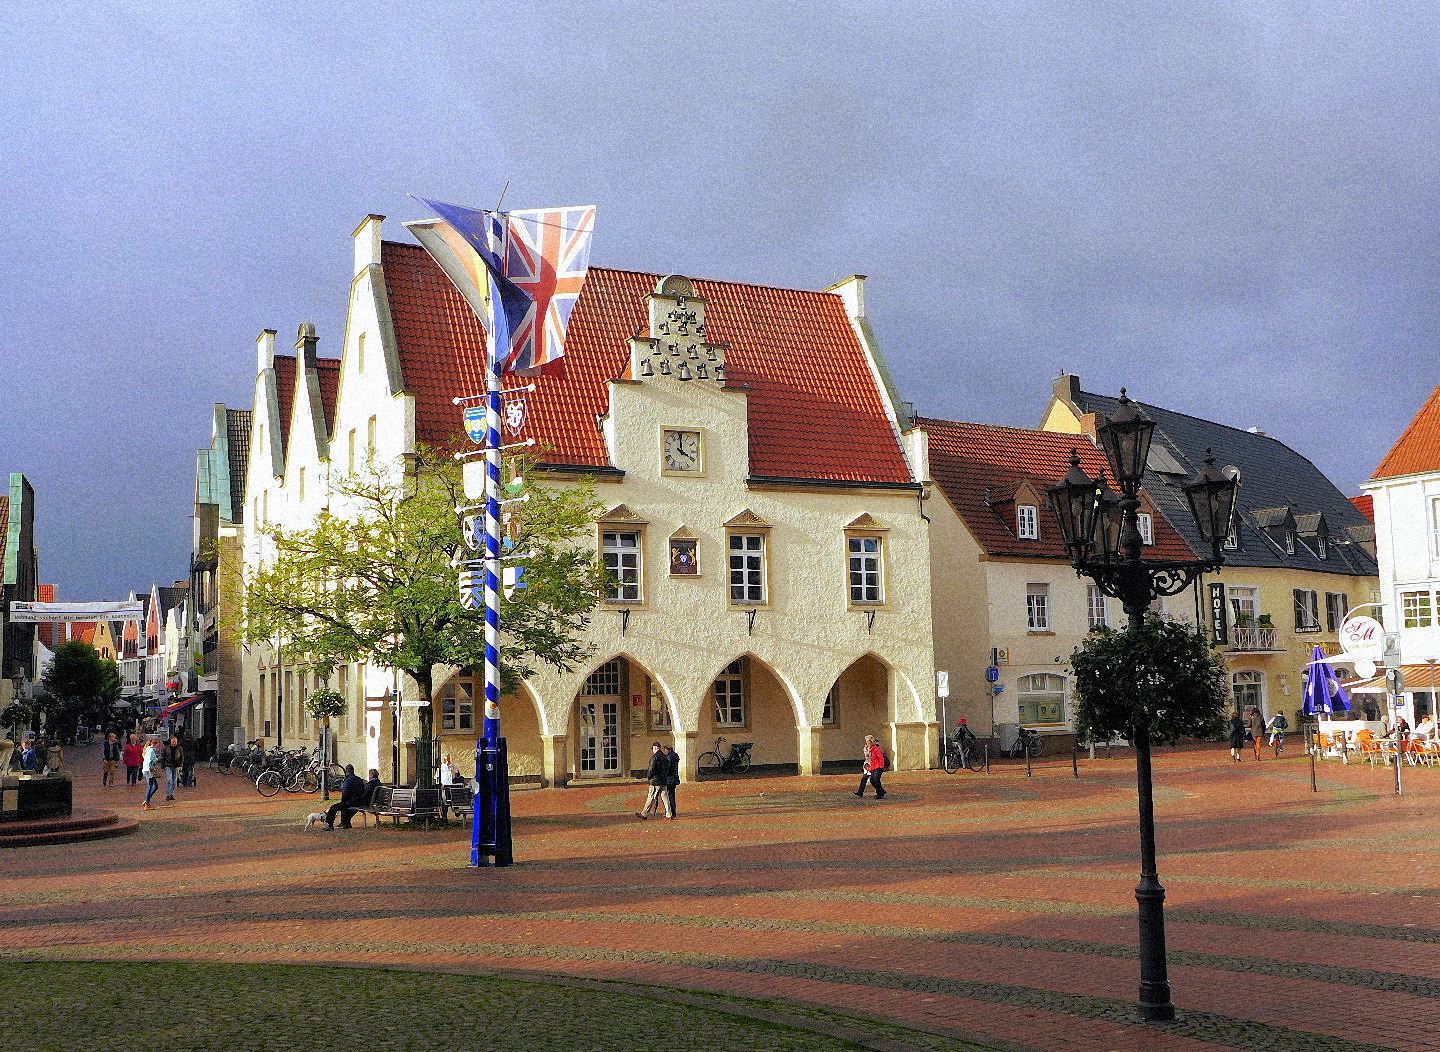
[303,812,328,830]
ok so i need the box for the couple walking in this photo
[638,741,680,819]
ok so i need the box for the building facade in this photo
[234,215,938,784]
[1042,375,1379,721]
[1362,379,1440,724]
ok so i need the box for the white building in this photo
[1362,380,1440,724]
[235,215,938,785]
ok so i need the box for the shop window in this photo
[1017,673,1065,725]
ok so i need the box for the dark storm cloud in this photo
[2,0,1436,598]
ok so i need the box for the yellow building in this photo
[1041,375,1379,720]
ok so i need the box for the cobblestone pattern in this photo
[4,746,1440,1052]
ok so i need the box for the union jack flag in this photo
[500,205,596,375]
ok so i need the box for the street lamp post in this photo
[1047,390,1238,1023]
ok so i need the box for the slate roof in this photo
[1372,380,1440,480]
[225,408,252,524]
[1065,384,1377,576]
[918,417,1192,561]
[158,585,188,616]
[381,242,912,484]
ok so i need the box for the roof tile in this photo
[1372,381,1440,480]
[382,243,910,483]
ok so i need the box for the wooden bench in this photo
[365,786,443,829]
[443,784,475,821]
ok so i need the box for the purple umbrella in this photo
[1302,644,1352,716]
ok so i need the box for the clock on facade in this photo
[662,429,702,474]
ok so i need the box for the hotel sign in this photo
[1208,583,1228,646]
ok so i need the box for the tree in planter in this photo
[239,448,603,788]
[1070,614,1230,747]
[2,701,34,737]
[305,688,347,797]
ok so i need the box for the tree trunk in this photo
[414,666,435,790]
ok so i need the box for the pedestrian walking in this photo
[19,738,39,773]
[1247,707,1266,760]
[854,734,887,798]
[162,735,183,800]
[141,738,161,810]
[1227,711,1245,762]
[636,742,672,819]
[101,732,121,787]
[662,742,680,819]
[123,734,143,785]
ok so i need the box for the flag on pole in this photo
[404,200,530,368]
[499,205,595,375]
[409,197,595,376]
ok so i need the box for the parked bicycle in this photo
[1003,727,1043,759]
[697,736,753,774]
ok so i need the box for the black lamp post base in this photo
[1138,995,1176,1023]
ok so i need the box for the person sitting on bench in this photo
[324,765,372,829]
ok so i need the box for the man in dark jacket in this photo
[662,742,680,819]
[636,742,671,819]
[324,765,367,830]
[162,736,184,800]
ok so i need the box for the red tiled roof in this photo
[382,243,911,483]
[36,583,55,648]
[69,621,96,645]
[314,358,341,439]
[273,354,297,454]
[918,417,1193,560]
[1349,494,1374,522]
[1373,381,1440,480]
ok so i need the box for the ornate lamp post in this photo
[1047,390,1238,1022]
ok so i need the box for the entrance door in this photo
[577,700,621,777]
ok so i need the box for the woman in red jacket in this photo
[122,734,144,785]
[854,735,887,798]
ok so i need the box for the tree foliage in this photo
[39,641,121,734]
[238,448,603,721]
[1070,614,1229,746]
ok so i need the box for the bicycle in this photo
[1270,729,1286,758]
[697,736,753,774]
[941,733,981,773]
[1004,727,1043,759]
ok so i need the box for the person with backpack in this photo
[1266,710,1289,748]
[854,734,887,798]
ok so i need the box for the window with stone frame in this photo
[847,534,884,604]
[602,530,642,603]
[441,677,475,732]
[729,534,766,605]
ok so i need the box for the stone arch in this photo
[430,667,549,782]
[698,651,804,769]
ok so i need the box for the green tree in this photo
[40,641,121,737]
[1070,614,1229,745]
[239,449,602,785]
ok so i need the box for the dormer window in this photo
[1284,530,1295,555]
[1224,517,1239,550]
[1137,512,1153,545]
[1017,504,1038,540]
[1317,534,1327,559]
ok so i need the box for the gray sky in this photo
[4,1,1437,600]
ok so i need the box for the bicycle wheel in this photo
[283,769,305,793]
[255,770,283,797]
[697,751,722,774]
[1025,735,1044,758]
[965,746,982,772]
[299,770,320,794]
[327,763,345,783]
[942,745,960,774]
[733,753,752,773]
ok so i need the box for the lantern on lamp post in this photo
[1047,389,1238,1023]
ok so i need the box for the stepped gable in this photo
[1372,380,1440,481]
[382,242,911,483]
[918,417,1192,561]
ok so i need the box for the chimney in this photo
[256,329,276,373]
[1053,373,1082,404]
[352,214,385,276]
[296,321,318,367]
[1247,426,1267,437]
[824,275,868,319]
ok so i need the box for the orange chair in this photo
[1355,730,1386,767]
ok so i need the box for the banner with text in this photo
[8,601,144,623]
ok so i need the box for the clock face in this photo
[663,430,701,473]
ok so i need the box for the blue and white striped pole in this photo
[483,352,502,744]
